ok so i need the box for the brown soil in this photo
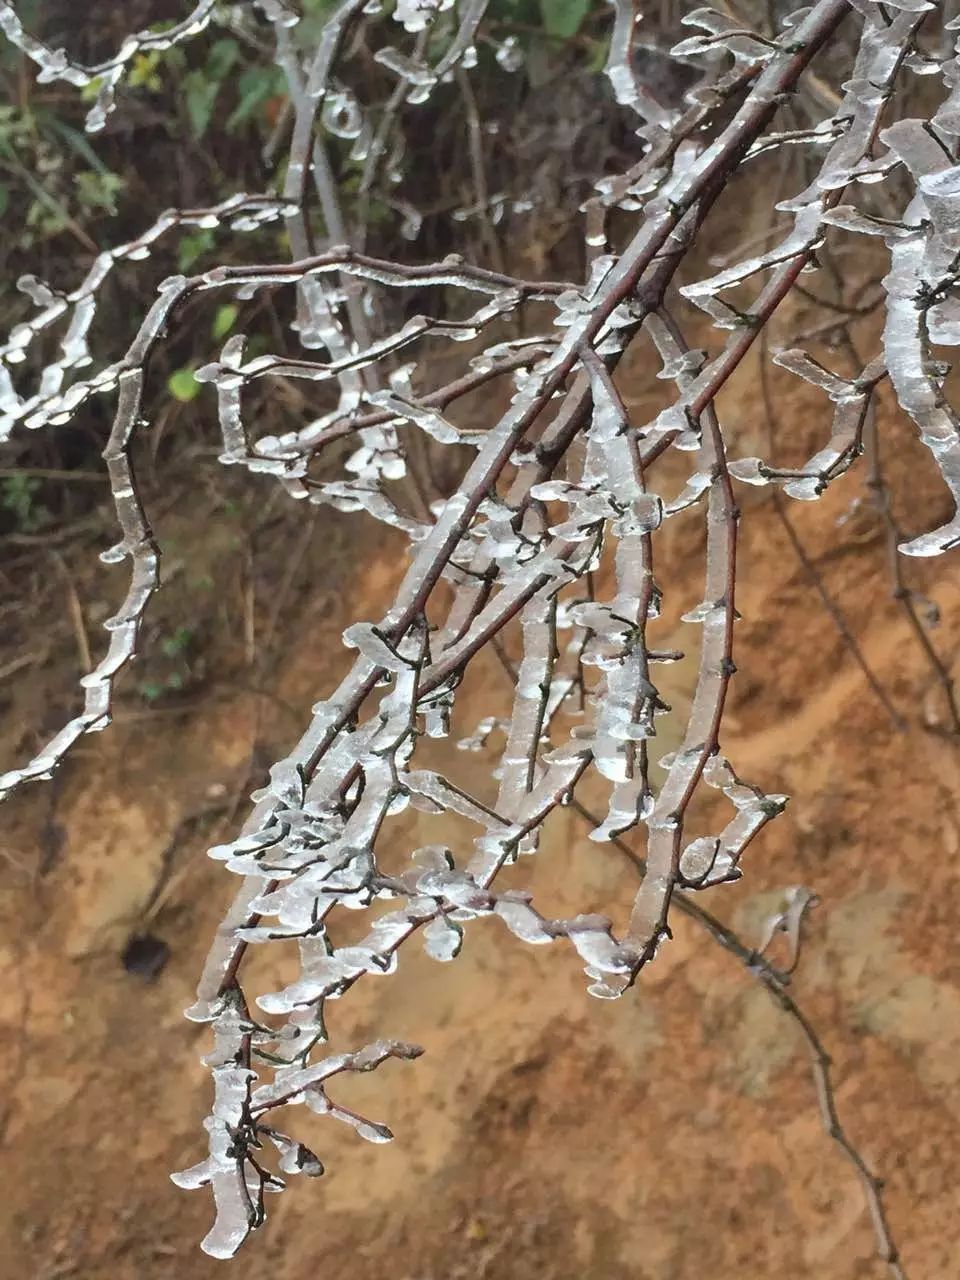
[2,282,960,1280]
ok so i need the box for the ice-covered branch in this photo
[2,0,951,1271]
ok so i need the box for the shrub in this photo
[2,1,956,1272]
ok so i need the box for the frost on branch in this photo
[0,0,219,131]
[0,0,956,1269]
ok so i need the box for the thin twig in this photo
[569,797,908,1280]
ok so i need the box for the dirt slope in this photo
[2,297,960,1280]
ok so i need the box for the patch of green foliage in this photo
[1,473,48,532]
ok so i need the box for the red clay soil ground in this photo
[2,296,960,1280]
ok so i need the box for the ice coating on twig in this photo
[0,0,947,1269]
[0,0,218,131]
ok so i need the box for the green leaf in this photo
[185,69,220,139]
[163,46,187,73]
[226,66,284,131]
[177,228,215,271]
[129,50,162,90]
[539,0,589,38]
[168,367,200,402]
[586,32,611,72]
[212,303,238,341]
[75,169,123,213]
[2,474,44,531]
[80,76,105,103]
[161,625,193,658]
[207,37,239,82]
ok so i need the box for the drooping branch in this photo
[1,1,954,1271]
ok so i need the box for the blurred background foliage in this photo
[0,0,613,286]
[0,0,641,710]
[0,0,638,526]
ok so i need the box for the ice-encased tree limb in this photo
[0,0,220,131]
[176,0,868,1253]
[1,1,954,1273]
